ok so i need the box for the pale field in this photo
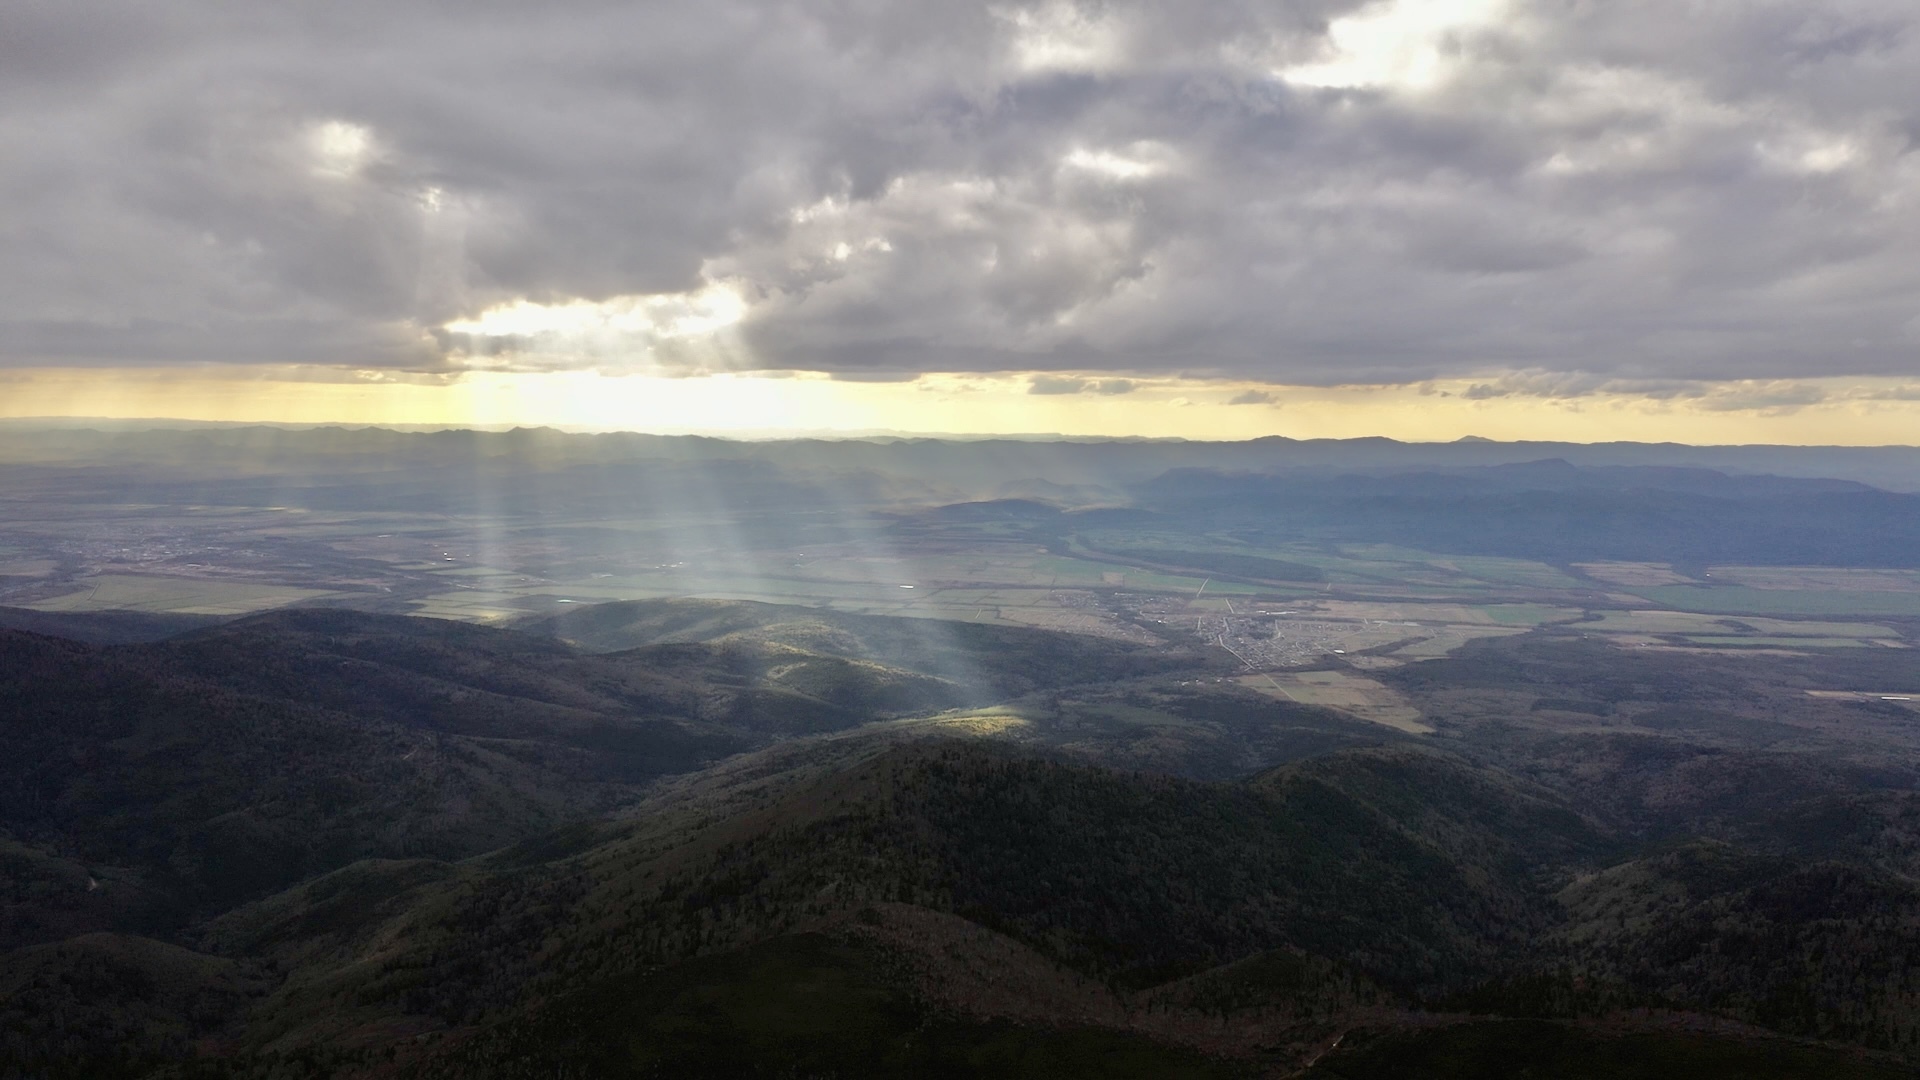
[429,566,528,579]
[1580,610,1901,638]
[24,574,341,615]
[1256,548,1458,587]
[1148,573,1268,595]
[788,552,1174,592]
[1576,562,1699,587]
[538,576,929,604]
[895,605,1013,623]
[1339,583,1493,601]
[1425,555,1586,589]
[1302,600,1580,626]
[1706,566,1920,593]
[1239,670,1432,734]
[1712,616,1898,637]
[1342,655,1408,670]
[1578,610,1736,634]
[927,587,1058,608]
[1630,645,1811,658]
[428,574,1152,638]
[1323,623,1440,652]
[0,558,58,577]
[1628,585,1920,617]
[1807,691,1920,709]
[910,709,1038,737]
[1299,544,1584,590]
[981,605,1160,642]
[1684,636,1877,648]
[776,555,953,583]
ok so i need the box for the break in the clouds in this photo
[5,0,1920,389]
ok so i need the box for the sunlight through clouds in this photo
[1061,144,1171,181]
[993,1,1127,74]
[10,365,1920,446]
[306,120,374,178]
[7,1,1920,429]
[441,283,750,374]
[1280,0,1510,91]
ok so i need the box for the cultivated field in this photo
[3,495,1914,672]
[22,574,339,615]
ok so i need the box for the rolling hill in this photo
[6,603,1920,1077]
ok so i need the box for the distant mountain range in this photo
[4,425,1919,498]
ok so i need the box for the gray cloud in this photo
[1027,375,1135,395]
[4,0,1920,388]
[1029,376,1092,395]
[1226,389,1277,405]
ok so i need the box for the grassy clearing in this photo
[23,574,340,615]
[913,707,1039,736]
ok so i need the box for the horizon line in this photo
[5,415,1920,451]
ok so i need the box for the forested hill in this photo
[30,735,1909,1079]
[0,603,1215,927]
[6,605,1920,1078]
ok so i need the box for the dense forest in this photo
[4,598,1920,1077]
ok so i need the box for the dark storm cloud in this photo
[4,0,1918,386]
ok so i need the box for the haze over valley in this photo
[5,427,1920,1077]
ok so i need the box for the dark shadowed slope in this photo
[140,737,1918,1077]
[0,603,1205,930]
[0,607,229,645]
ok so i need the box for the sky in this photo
[5,0,1920,442]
